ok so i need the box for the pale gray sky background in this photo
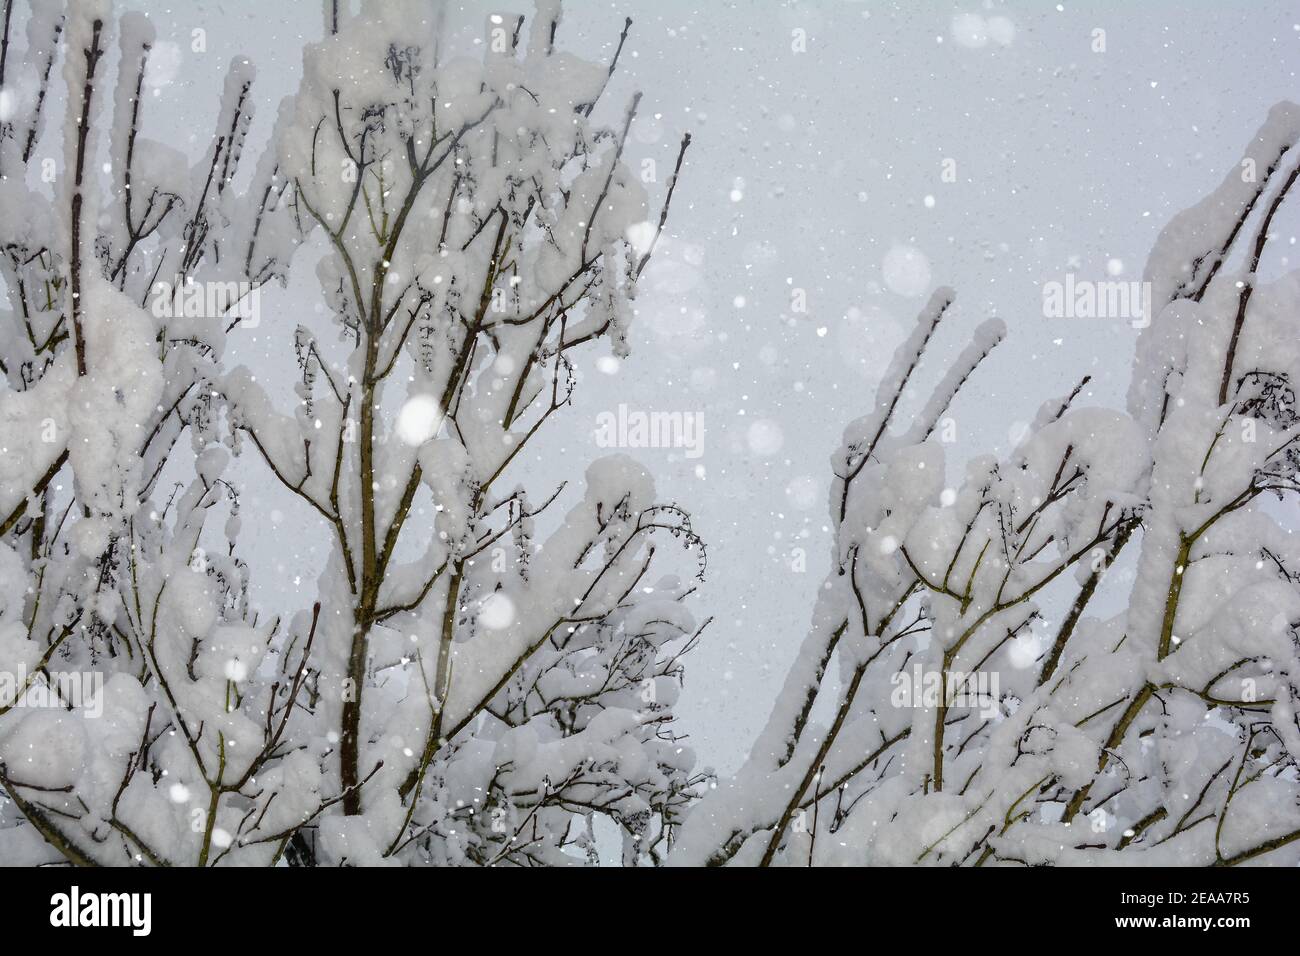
[115,0,1300,774]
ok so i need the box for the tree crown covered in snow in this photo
[0,0,703,867]
[675,102,1300,868]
